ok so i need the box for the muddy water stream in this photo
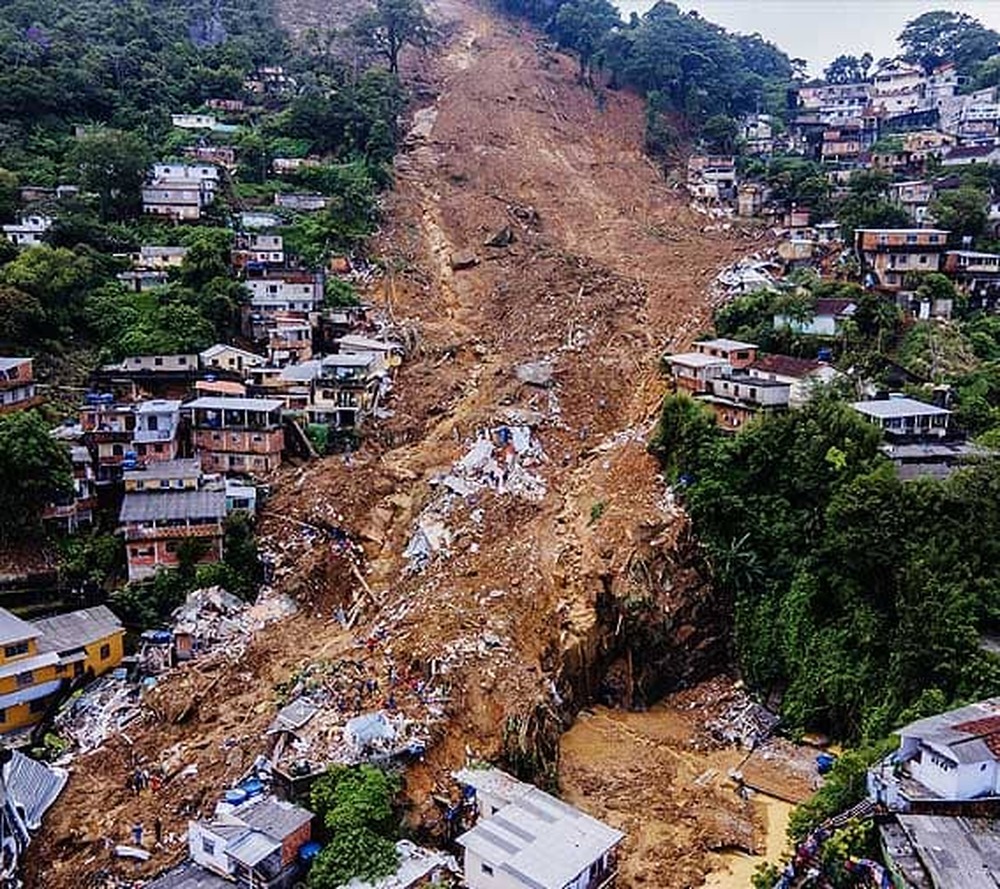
[559,697,797,889]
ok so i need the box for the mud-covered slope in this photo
[29,2,764,886]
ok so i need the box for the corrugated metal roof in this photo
[896,814,1000,889]
[0,609,39,646]
[144,861,233,889]
[5,751,68,831]
[124,459,202,483]
[185,396,284,412]
[225,829,280,867]
[120,490,226,523]
[237,796,313,840]
[695,338,757,351]
[457,783,623,889]
[32,606,123,655]
[666,352,730,368]
[852,397,950,419]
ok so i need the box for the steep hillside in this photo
[28,2,766,887]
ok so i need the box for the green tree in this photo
[701,113,738,153]
[0,285,46,348]
[353,0,432,75]
[648,393,719,480]
[0,411,73,544]
[552,0,622,81]
[898,10,1000,74]
[308,828,399,888]
[1,244,102,331]
[308,765,402,888]
[0,168,18,223]
[66,129,151,222]
[824,53,870,84]
[179,229,234,291]
[930,185,988,241]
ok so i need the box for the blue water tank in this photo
[816,752,838,774]
[240,777,264,797]
[299,841,322,863]
[224,788,249,805]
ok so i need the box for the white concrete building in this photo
[455,768,623,889]
[2,214,54,248]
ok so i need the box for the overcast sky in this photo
[613,0,1000,76]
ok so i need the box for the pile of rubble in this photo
[267,652,448,778]
[707,693,780,750]
[55,676,143,754]
[56,587,298,758]
[404,425,548,572]
[709,254,780,304]
[171,585,251,660]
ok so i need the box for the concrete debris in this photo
[268,656,440,778]
[708,695,780,749]
[406,426,548,572]
[711,255,779,302]
[54,675,142,754]
[342,839,459,889]
[172,585,249,661]
[450,251,479,270]
[514,361,554,388]
[484,225,515,248]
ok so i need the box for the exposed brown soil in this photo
[28,1,775,886]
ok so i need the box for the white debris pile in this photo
[172,585,250,657]
[711,255,780,303]
[403,426,548,572]
[54,675,142,754]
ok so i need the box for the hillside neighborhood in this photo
[7,1,1000,889]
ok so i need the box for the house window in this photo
[16,671,33,688]
[56,663,67,674]
[929,234,940,243]
[154,444,164,453]
[481,863,494,876]
[0,709,6,724]
[154,357,163,366]
[202,837,215,856]
[4,641,28,659]
[100,643,111,660]
[166,542,178,553]
[30,697,48,714]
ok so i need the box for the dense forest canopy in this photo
[0,0,285,126]
[653,397,1000,743]
[498,0,792,137]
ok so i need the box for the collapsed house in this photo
[0,750,68,884]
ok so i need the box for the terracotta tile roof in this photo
[954,716,1000,759]
[752,354,826,379]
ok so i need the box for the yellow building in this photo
[0,606,125,733]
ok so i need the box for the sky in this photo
[613,0,1000,76]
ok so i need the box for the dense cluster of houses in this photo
[29,313,400,581]
[664,331,988,482]
[0,68,411,589]
[688,58,1000,256]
